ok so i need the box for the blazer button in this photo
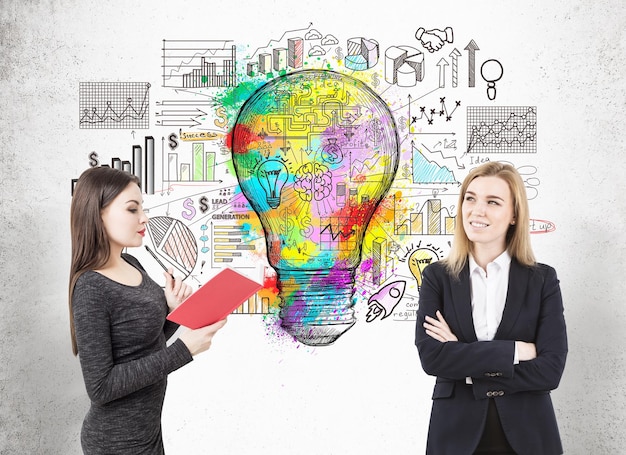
[486,391,493,397]
[498,391,504,396]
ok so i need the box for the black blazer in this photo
[415,259,567,455]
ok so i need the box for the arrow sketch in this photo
[464,39,480,87]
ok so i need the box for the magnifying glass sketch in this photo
[480,59,504,101]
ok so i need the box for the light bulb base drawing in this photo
[277,268,357,346]
[266,197,280,208]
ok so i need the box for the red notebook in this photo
[167,267,262,329]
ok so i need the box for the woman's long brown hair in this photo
[69,167,140,355]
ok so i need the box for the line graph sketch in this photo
[162,40,237,88]
[466,106,537,153]
[412,142,459,184]
[409,97,461,127]
[320,217,358,251]
[79,82,150,129]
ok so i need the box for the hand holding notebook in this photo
[167,267,262,329]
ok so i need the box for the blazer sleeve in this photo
[471,264,568,399]
[415,262,516,381]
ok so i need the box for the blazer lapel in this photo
[449,263,478,342]
[495,259,530,339]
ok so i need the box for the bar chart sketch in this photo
[79,82,150,129]
[466,106,537,154]
[212,224,257,265]
[74,136,155,195]
[395,196,456,236]
[231,266,272,315]
[162,40,237,88]
[163,141,218,183]
[250,37,305,76]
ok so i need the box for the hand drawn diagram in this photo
[231,69,399,345]
[71,22,554,345]
[79,82,150,129]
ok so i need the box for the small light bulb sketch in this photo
[480,59,504,101]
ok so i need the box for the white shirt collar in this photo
[469,250,512,275]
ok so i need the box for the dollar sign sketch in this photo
[278,207,295,236]
[88,151,99,167]
[367,119,383,145]
[300,214,313,238]
[335,47,344,60]
[168,133,179,150]
[199,196,209,213]
[214,106,228,129]
[398,116,408,132]
[402,163,411,179]
[371,72,380,88]
[181,198,196,221]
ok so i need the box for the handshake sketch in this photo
[415,26,454,52]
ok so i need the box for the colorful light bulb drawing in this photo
[231,70,400,345]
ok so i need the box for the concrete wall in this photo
[1,0,624,453]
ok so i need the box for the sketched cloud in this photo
[305,29,323,40]
[308,45,326,56]
[321,34,339,45]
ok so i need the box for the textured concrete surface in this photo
[1,0,625,453]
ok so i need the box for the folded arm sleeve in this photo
[471,266,568,398]
[415,263,516,381]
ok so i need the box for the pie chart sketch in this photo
[146,216,198,278]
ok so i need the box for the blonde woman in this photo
[415,162,567,455]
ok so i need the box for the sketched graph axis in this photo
[466,106,537,154]
[79,82,150,129]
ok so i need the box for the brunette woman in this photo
[69,167,226,454]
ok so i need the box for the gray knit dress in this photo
[72,254,193,454]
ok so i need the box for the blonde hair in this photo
[68,167,140,355]
[444,162,536,277]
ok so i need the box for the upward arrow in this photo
[437,58,449,88]
[464,40,480,88]
[449,48,461,88]
[408,94,413,132]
